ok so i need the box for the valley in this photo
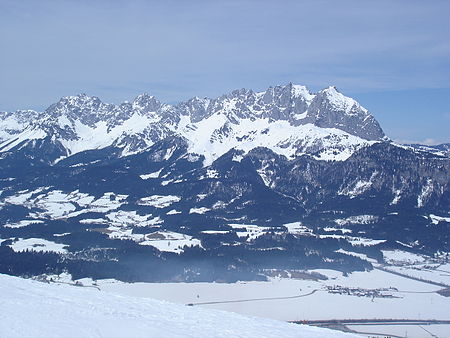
[82,252,450,338]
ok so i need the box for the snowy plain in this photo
[94,266,450,338]
[97,269,450,322]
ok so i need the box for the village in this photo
[326,285,400,299]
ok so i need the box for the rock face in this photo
[0,83,448,283]
[303,87,384,140]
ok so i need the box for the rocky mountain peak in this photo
[304,86,385,140]
[0,83,387,162]
[176,96,212,123]
[132,93,162,113]
[44,94,112,126]
[318,86,361,113]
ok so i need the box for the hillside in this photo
[0,273,357,338]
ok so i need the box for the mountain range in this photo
[0,83,449,282]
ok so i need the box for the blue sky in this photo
[1,0,449,144]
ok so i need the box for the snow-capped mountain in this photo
[0,84,384,164]
[0,83,449,283]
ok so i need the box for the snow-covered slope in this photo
[0,274,356,338]
[0,83,385,164]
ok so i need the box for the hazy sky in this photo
[1,0,449,144]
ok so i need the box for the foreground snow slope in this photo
[0,274,357,338]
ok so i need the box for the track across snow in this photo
[186,289,320,306]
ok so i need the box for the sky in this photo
[1,0,449,144]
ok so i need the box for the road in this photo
[295,319,450,338]
[292,319,450,325]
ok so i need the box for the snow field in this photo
[138,195,181,208]
[97,268,450,323]
[139,231,202,254]
[0,274,358,338]
[8,238,68,254]
[0,189,128,220]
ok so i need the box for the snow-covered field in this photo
[0,274,356,338]
[94,268,450,338]
[137,195,181,208]
[97,269,449,321]
[139,230,202,253]
[9,238,69,254]
[0,189,128,220]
